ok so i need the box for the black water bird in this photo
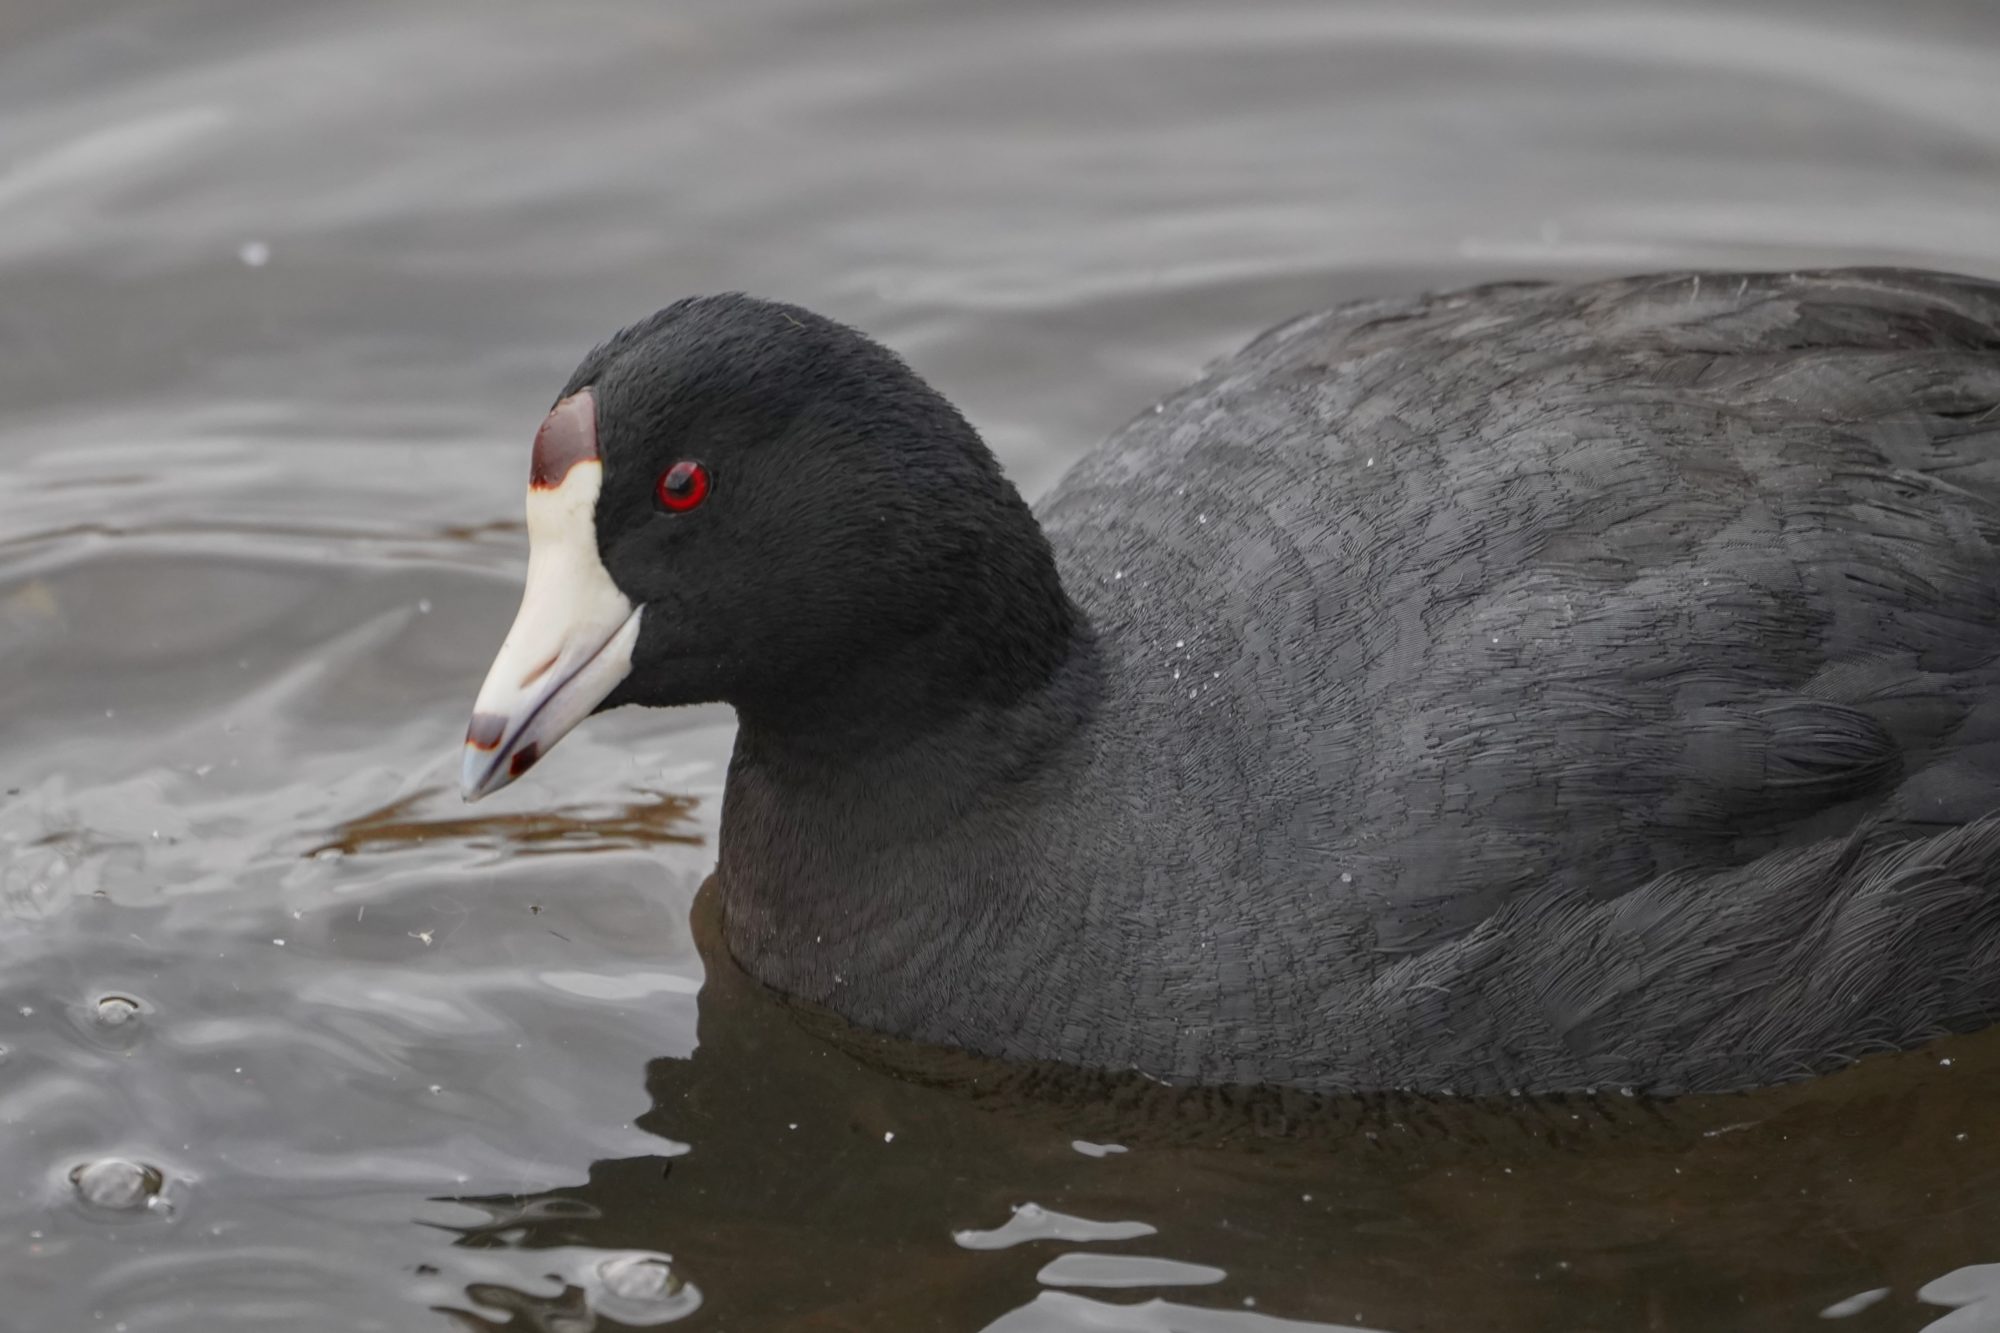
[462,268,2000,1095]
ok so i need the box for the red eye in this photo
[656,460,710,512]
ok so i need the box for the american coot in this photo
[462,268,2000,1096]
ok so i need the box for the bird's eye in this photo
[655,461,710,512]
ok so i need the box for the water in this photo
[4,0,2000,1328]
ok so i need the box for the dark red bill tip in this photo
[508,743,542,778]
[466,712,507,751]
[529,389,600,490]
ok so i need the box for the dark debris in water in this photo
[308,788,704,859]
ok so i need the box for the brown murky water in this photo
[6,1,2000,1329]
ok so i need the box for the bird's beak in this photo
[461,389,641,801]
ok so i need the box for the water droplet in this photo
[599,1253,684,1301]
[883,1131,895,1143]
[1340,872,1353,884]
[1112,570,1124,581]
[69,1158,167,1214]
[1365,457,1375,467]
[18,1004,35,1018]
[238,239,270,267]
[1174,639,1185,648]
[271,938,285,947]
[1197,514,1208,524]
[93,995,142,1028]
[417,598,433,614]
[593,1251,701,1322]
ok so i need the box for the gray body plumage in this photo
[717,268,2000,1094]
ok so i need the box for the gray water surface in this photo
[6,1,2000,1329]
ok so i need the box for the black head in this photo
[461,295,1076,798]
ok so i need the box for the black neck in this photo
[708,388,1106,1034]
[715,609,1101,1039]
[729,486,1083,760]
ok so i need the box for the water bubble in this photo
[599,1254,683,1301]
[93,994,142,1028]
[238,239,271,267]
[69,1157,167,1215]
[592,1252,702,1324]
[417,598,433,614]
